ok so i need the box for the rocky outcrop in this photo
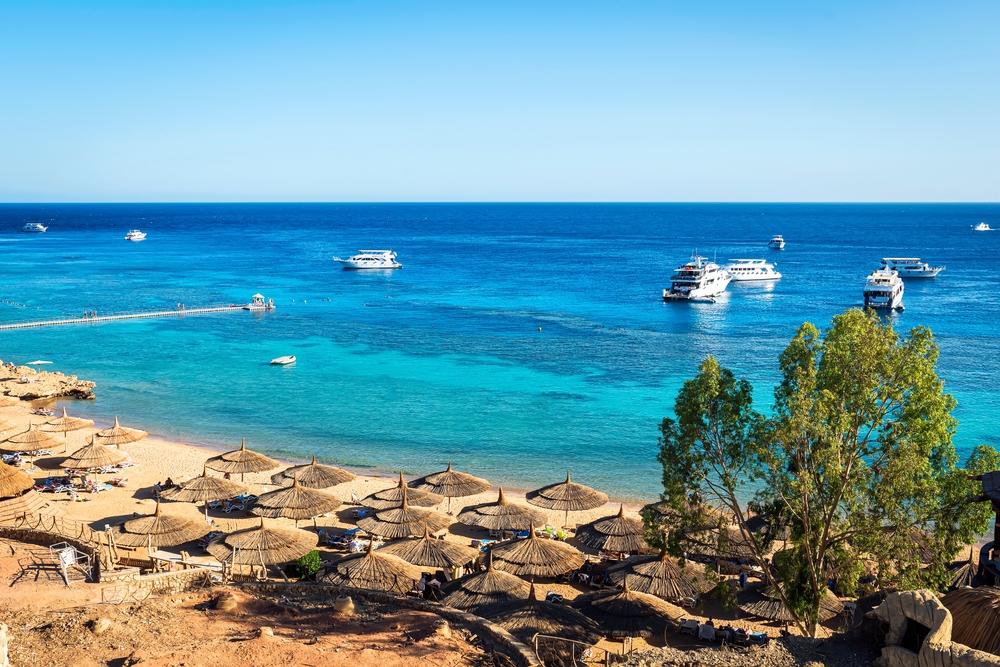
[0,366,95,400]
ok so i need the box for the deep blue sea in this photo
[1,204,999,501]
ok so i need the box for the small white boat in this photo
[21,222,48,233]
[333,250,402,269]
[972,222,992,231]
[124,229,147,241]
[880,258,944,278]
[663,253,732,301]
[723,259,782,281]
[270,356,296,365]
[863,268,905,310]
[768,235,785,249]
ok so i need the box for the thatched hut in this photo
[941,586,1000,656]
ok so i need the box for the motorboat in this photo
[768,235,785,249]
[879,258,944,278]
[270,356,296,365]
[124,229,147,241]
[972,222,992,231]
[863,268,904,311]
[723,259,782,281]
[333,250,402,269]
[663,253,732,301]
[21,222,47,233]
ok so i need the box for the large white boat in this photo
[124,229,147,241]
[972,222,992,231]
[21,222,47,233]
[863,268,905,310]
[723,259,782,281]
[663,254,732,301]
[768,235,785,249]
[333,250,402,269]
[880,257,944,278]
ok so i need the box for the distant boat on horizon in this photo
[972,222,992,231]
[334,249,402,269]
[124,229,147,241]
[21,222,47,233]
[768,235,785,249]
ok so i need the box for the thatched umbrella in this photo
[575,505,648,553]
[205,438,279,481]
[377,525,480,569]
[62,437,129,470]
[0,417,17,433]
[323,539,421,594]
[0,489,66,523]
[941,586,1000,656]
[409,462,491,512]
[481,582,603,647]
[206,517,319,566]
[0,396,20,408]
[490,523,586,578]
[95,416,147,447]
[0,460,35,498]
[270,454,355,489]
[606,551,712,601]
[2,423,64,466]
[361,472,443,510]
[737,582,842,623]
[442,552,531,611]
[526,471,609,527]
[113,498,211,549]
[571,576,685,639]
[250,476,342,526]
[161,465,248,519]
[357,488,452,539]
[457,487,548,533]
[41,407,94,452]
[946,546,979,590]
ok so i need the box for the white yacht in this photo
[124,229,147,241]
[723,259,782,281]
[21,222,47,233]
[333,250,402,269]
[880,258,944,278]
[972,222,992,231]
[863,268,905,311]
[270,355,296,365]
[768,235,785,249]
[663,254,732,301]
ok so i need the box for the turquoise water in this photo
[1,203,999,500]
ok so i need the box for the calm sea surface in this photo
[1,204,998,500]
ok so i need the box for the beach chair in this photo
[679,619,699,636]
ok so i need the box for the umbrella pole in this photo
[204,501,209,521]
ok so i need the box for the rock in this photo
[0,623,10,667]
[123,649,148,666]
[215,593,238,611]
[90,618,112,636]
[0,368,96,400]
[258,627,274,639]
[433,620,451,639]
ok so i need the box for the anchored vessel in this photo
[880,257,944,278]
[723,259,782,281]
[767,235,785,249]
[333,250,402,269]
[270,356,296,365]
[663,254,732,301]
[863,268,905,310]
[21,222,48,233]
[972,222,992,231]
[124,229,147,241]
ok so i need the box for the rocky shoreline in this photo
[0,364,96,400]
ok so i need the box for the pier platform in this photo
[0,304,273,331]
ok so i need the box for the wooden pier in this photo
[0,305,272,331]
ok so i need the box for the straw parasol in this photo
[41,407,94,451]
[161,465,248,518]
[2,423,63,465]
[0,396,20,408]
[62,436,128,470]
[606,551,712,601]
[250,476,343,525]
[941,586,1000,656]
[0,417,17,433]
[457,487,548,533]
[441,552,531,611]
[946,546,979,590]
[323,539,422,594]
[205,438,279,480]
[113,498,211,549]
[480,582,603,646]
[361,472,443,510]
[206,517,319,566]
[575,505,648,553]
[270,454,355,489]
[571,576,686,638]
[409,462,491,512]
[0,489,66,523]
[357,487,452,539]
[737,582,842,623]
[95,416,147,447]
[0,460,35,498]
[526,471,609,527]
[490,524,586,578]
[377,525,480,570]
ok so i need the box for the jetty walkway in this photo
[0,305,268,331]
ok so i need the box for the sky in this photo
[1,1,998,202]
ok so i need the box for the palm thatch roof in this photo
[205,438,279,475]
[361,472,443,510]
[41,407,94,434]
[490,524,586,578]
[1,423,62,453]
[941,586,1000,656]
[946,547,979,590]
[0,490,66,523]
[113,499,211,549]
[606,551,712,601]
[737,582,842,623]
[575,505,648,553]
[441,552,531,611]
[250,477,343,521]
[457,488,548,532]
[526,472,608,511]
[161,465,248,503]
[376,526,480,569]
[0,460,35,498]
[206,518,318,565]
[62,438,128,470]
[323,539,421,594]
[94,416,147,446]
[0,396,20,408]
[571,576,686,638]
[357,489,452,539]
[270,454,355,489]
[409,462,491,498]
[480,583,603,646]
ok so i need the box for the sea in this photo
[1,203,998,501]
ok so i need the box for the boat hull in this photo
[663,276,732,301]
[895,267,943,278]
[728,272,782,281]
[270,356,296,365]
[335,261,403,269]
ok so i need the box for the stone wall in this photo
[0,525,101,581]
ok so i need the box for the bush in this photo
[287,549,322,580]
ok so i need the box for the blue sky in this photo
[1,1,998,202]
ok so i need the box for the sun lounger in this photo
[679,619,699,636]
[698,624,717,641]
[352,508,371,519]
